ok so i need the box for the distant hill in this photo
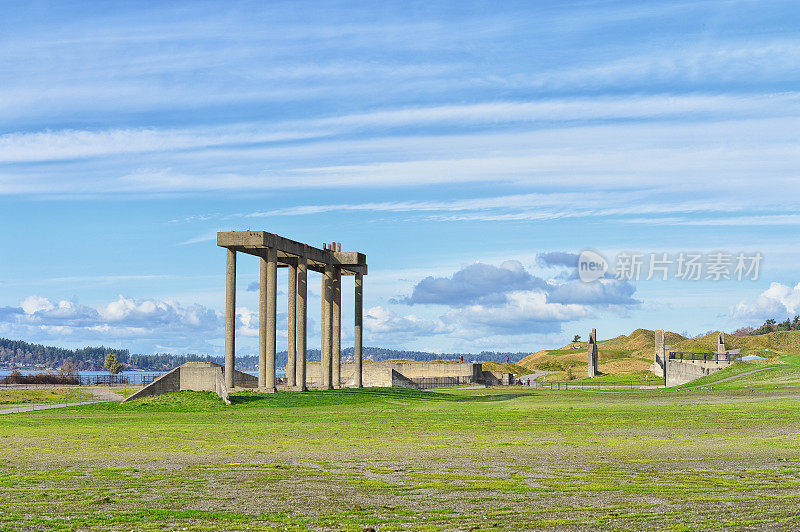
[672,330,800,356]
[518,328,800,379]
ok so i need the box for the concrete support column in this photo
[286,261,297,388]
[259,247,277,392]
[321,264,334,389]
[224,248,236,389]
[354,272,363,388]
[332,267,341,389]
[296,256,307,391]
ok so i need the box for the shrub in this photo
[0,370,79,385]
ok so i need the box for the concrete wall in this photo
[232,369,258,389]
[307,360,482,388]
[666,359,734,386]
[123,361,255,403]
[482,371,513,386]
[124,365,182,401]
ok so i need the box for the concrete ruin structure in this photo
[125,360,512,403]
[650,330,737,386]
[587,329,599,377]
[218,231,367,391]
[123,361,258,404]
[120,231,515,402]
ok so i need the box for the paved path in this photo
[518,370,554,388]
[0,401,100,415]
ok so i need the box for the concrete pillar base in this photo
[258,387,277,394]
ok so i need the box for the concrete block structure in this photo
[217,231,367,392]
[717,332,726,355]
[587,329,599,377]
[665,358,734,387]
[304,360,509,389]
[122,362,258,404]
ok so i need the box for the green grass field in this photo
[2,382,800,531]
[0,388,92,405]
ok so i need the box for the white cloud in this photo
[364,306,441,338]
[443,291,588,335]
[0,295,224,352]
[732,282,800,321]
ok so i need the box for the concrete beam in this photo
[217,231,367,275]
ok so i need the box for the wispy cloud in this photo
[4,93,800,165]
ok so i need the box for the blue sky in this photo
[1,0,800,357]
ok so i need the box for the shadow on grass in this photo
[112,387,540,411]
[227,387,538,407]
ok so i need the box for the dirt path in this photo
[86,386,126,401]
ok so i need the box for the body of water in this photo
[0,368,284,384]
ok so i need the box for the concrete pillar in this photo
[332,267,341,389]
[587,328,598,378]
[258,254,267,389]
[654,329,666,378]
[296,256,307,391]
[286,261,297,388]
[321,264,334,389]
[224,249,236,389]
[354,272,363,388]
[259,247,277,392]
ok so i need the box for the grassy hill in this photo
[519,328,800,383]
[671,330,800,356]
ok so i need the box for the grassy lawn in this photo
[1,386,800,530]
[0,388,93,405]
[542,370,660,386]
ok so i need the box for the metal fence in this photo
[410,376,474,389]
[75,373,162,386]
[667,351,740,362]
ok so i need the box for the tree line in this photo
[1,337,532,371]
[732,316,800,336]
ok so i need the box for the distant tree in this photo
[57,360,77,378]
[778,319,792,331]
[572,334,581,343]
[793,315,800,330]
[104,353,123,375]
[731,326,755,337]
